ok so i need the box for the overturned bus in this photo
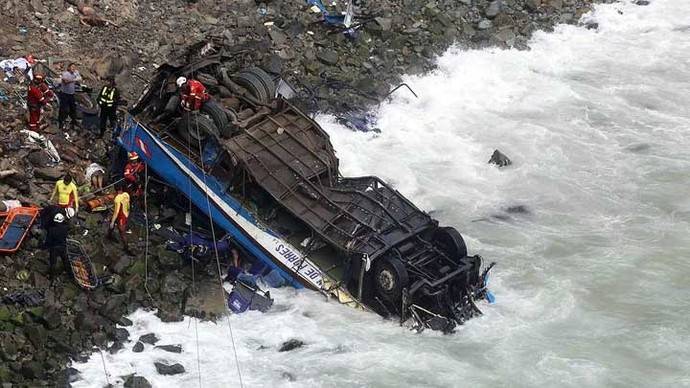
[118,43,495,332]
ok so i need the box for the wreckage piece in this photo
[120,53,495,331]
[0,207,40,254]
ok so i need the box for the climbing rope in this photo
[193,111,245,387]
[98,349,111,385]
[185,110,204,388]
[142,164,155,303]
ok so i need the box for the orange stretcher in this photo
[85,193,116,212]
[0,207,40,253]
[66,239,101,289]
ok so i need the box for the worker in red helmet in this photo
[123,151,145,197]
[26,73,54,131]
[177,76,210,112]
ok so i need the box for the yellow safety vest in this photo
[98,86,116,107]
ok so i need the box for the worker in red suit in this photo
[26,73,54,131]
[123,151,145,197]
[176,76,210,111]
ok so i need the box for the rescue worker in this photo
[58,63,82,131]
[50,174,79,211]
[107,183,132,254]
[97,77,120,136]
[123,151,145,197]
[45,208,73,282]
[177,77,210,112]
[26,73,53,131]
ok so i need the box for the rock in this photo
[268,29,287,46]
[24,324,47,349]
[112,256,132,274]
[124,375,152,388]
[494,29,516,43]
[33,167,64,180]
[161,272,187,295]
[374,17,392,31]
[281,371,296,381]
[27,150,54,167]
[20,361,43,379]
[99,294,128,322]
[138,333,159,345]
[488,149,512,167]
[505,205,530,214]
[118,317,133,326]
[154,362,185,375]
[155,344,182,353]
[132,341,144,353]
[114,328,129,342]
[525,0,541,11]
[634,0,650,5]
[478,19,493,30]
[279,339,304,352]
[316,49,338,66]
[108,340,124,354]
[485,1,502,18]
[65,367,81,383]
[0,334,19,361]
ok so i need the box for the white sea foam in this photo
[74,1,690,386]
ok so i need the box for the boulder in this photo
[99,294,128,322]
[132,341,144,353]
[488,149,512,167]
[24,324,47,350]
[485,1,502,18]
[138,333,159,345]
[155,344,182,353]
[124,375,152,388]
[316,49,338,66]
[114,328,129,342]
[33,167,64,180]
[154,362,185,375]
[279,339,304,352]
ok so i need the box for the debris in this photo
[154,362,185,375]
[279,339,305,352]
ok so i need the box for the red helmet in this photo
[25,54,36,65]
[128,151,139,161]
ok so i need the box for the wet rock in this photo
[65,367,81,383]
[316,49,338,66]
[114,328,129,342]
[488,149,512,167]
[155,344,182,353]
[154,362,185,375]
[162,272,187,295]
[108,340,124,354]
[279,339,304,352]
[132,341,144,353]
[138,333,159,345]
[124,375,152,388]
[505,205,530,214]
[634,0,650,5]
[118,317,133,327]
[99,294,128,322]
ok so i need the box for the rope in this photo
[193,111,244,387]
[143,164,154,302]
[185,108,203,388]
[98,349,111,385]
[81,177,125,200]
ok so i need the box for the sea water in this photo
[73,1,690,386]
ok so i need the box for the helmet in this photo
[53,213,65,224]
[34,72,45,81]
[176,76,187,88]
[128,151,139,161]
[25,54,36,65]
[65,208,75,219]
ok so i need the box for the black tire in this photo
[244,67,276,101]
[234,67,275,104]
[220,108,239,138]
[373,256,409,303]
[177,113,219,142]
[433,227,467,261]
[201,99,229,135]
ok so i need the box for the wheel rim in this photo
[378,269,395,292]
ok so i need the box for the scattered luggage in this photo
[227,280,273,314]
